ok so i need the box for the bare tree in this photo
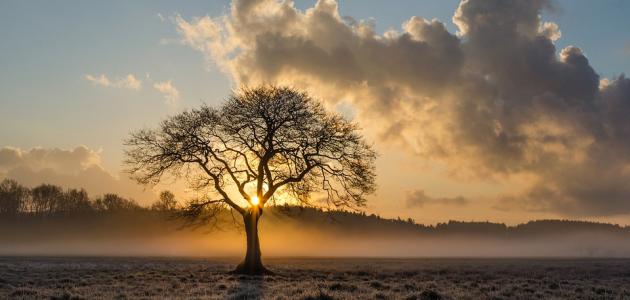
[151,190,178,211]
[31,184,63,214]
[125,86,376,274]
[57,188,93,214]
[0,179,30,216]
[94,193,140,212]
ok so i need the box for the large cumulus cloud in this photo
[175,0,630,217]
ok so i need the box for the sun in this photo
[251,196,260,206]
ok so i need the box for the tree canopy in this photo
[125,86,377,216]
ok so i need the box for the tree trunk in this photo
[232,207,272,275]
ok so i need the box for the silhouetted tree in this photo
[0,179,30,216]
[151,190,178,211]
[58,188,93,214]
[94,193,140,212]
[31,184,63,214]
[125,86,377,274]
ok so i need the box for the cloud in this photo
[0,146,101,173]
[175,0,630,217]
[85,72,181,105]
[85,73,142,90]
[0,146,154,203]
[406,189,468,208]
[84,74,111,87]
[153,80,180,105]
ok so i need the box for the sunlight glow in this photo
[251,196,260,206]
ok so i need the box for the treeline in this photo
[0,179,176,216]
[2,178,629,237]
[270,205,630,236]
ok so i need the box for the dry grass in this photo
[1,257,630,299]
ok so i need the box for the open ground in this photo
[1,257,629,299]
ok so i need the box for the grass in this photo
[1,257,629,299]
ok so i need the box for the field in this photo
[1,257,630,299]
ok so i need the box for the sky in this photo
[1,0,630,225]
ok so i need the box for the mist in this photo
[2,209,629,258]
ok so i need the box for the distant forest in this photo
[1,178,629,237]
[0,178,175,216]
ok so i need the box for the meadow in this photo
[1,257,629,299]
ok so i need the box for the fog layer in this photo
[2,209,629,257]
